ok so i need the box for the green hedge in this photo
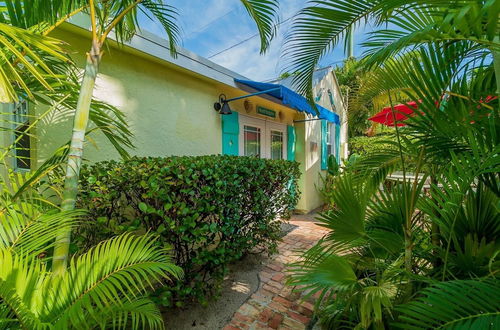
[349,134,397,156]
[75,155,300,306]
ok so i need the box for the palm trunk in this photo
[52,40,101,274]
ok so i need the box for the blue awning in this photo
[235,79,340,124]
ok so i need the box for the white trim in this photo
[238,114,287,160]
[239,116,265,158]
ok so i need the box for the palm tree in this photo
[0,0,280,273]
[284,1,499,328]
[0,1,280,326]
[283,0,500,99]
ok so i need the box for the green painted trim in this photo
[321,120,327,170]
[335,123,341,164]
[222,112,239,155]
[287,125,296,161]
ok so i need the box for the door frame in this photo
[238,114,288,160]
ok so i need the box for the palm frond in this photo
[395,279,500,329]
[43,233,182,328]
[0,248,49,329]
[283,0,384,97]
[288,245,358,295]
[240,0,279,53]
[0,0,87,30]
[96,298,164,330]
[363,1,500,67]
[0,22,68,102]
[0,205,81,257]
[138,0,180,56]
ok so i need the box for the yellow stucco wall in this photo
[294,119,325,213]
[37,29,224,164]
[27,28,327,213]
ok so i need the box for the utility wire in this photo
[207,15,293,59]
[185,8,236,38]
[207,2,324,59]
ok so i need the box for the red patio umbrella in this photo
[368,101,419,127]
[369,96,497,127]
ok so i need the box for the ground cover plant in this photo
[75,155,300,306]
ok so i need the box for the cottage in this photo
[2,17,347,213]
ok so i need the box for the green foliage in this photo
[286,2,499,328]
[319,154,360,208]
[396,279,500,329]
[349,134,398,156]
[0,173,182,329]
[76,155,300,306]
[333,58,374,137]
[326,155,341,177]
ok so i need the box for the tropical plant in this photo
[0,138,182,329]
[333,58,374,137]
[0,1,280,327]
[285,1,499,328]
[0,0,281,274]
[0,190,183,329]
[284,0,500,98]
[2,0,279,275]
[396,279,500,329]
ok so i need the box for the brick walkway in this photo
[224,214,328,330]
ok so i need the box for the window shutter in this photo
[335,123,341,164]
[287,125,296,161]
[221,112,239,155]
[321,120,327,170]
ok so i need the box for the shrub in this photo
[349,134,397,156]
[319,154,360,209]
[75,155,300,306]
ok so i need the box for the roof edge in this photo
[62,13,249,87]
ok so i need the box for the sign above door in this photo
[257,106,276,118]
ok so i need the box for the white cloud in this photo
[208,0,306,81]
[139,0,359,82]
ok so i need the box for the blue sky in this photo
[140,0,372,81]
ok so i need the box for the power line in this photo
[207,2,324,59]
[207,15,293,59]
[185,8,236,38]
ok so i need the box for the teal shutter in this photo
[321,120,328,170]
[335,123,341,164]
[221,112,239,155]
[287,125,296,161]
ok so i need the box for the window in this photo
[326,122,333,156]
[270,130,284,160]
[244,125,261,157]
[13,100,30,170]
[326,122,338,158]
[239,116,287,160]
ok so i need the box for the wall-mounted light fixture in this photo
[214,94,232,115]
[214,87,281,115]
